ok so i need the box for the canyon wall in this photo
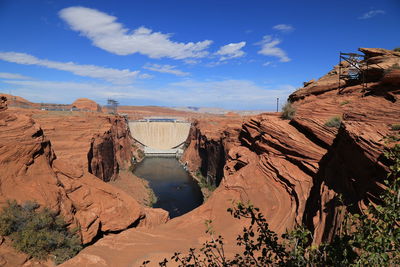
[3,48,398,266]
[182,47,400,242]
[32,111,134,182]
[182,118,243,187]
[0,97,169,265]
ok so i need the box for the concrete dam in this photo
[128,118,191,155]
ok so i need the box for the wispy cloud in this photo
[138,73,154,79]
[0,52,139,84]
[1,78,295,110]
[358,9,385,19]
[215,42,246,61]
[143,63,190,76]
[257,35,290,62]
[263,61,273,67]
[272,24,294,32]
[183,59,200,65]
[59,6,213,59]
[0,72,31,80]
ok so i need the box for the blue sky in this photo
[0,0,399,110]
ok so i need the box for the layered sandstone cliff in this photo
[60,48,399,266]
[0,96,168,265]
[31,111,134,182]
[183,47,400,243]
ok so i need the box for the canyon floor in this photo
[0,48,399,266]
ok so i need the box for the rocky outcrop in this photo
[181,67,399,245]
[182,118,243,187]
[290,48,400,101]
[287,48,400,242]
[382,69,400,87]
[0,97,168,247]
[0,96,7,111]
[303,121,392,243]
[32,112,134,182]
[71,98,102,112]
[88,116,134,181]
[23,48,400,266]
[0,93,36,109]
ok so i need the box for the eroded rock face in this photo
[61,47,399,266]
[290,48,400,101]
[182,118,242,187]
[3,47,398,266]
[87,116,134,182]
[0,96,7,111]
[0,97,167,247]
[33,112,134,182]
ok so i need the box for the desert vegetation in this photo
[386,63,400,72]
[340,100,350,106]
[196,169,217,192]
[325,116,342,128]
[0,201,82,265]
[390,124,400,131]
[280,101,296,120]
[143,144,400,266]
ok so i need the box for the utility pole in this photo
[276,98,279,112]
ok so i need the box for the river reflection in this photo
[133,157,203,218]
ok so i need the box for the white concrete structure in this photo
[129,119,191,154]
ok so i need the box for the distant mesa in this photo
[71,98,102,112]
[0,93,34,108]
[0,93,102,112]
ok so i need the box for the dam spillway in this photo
[128,118,191,155]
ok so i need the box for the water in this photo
[133,157,203,218]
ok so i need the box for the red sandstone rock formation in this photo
[31,111,134,182]
[0,93,36,108]
[71,98,102,112]
[60,48,400,266]
[0,96,168,266]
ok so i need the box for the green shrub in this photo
[146,186,158,207]
[196,170,216,192]
[0,200,81,265]
[340,100,350,106]
[384,134,400,143]
[387,63,400,72]
[280,101,296,120]
[390,124,400,131]
[325,116,342,128]
[394,47,400,52]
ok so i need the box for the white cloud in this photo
[138,73,154,79]
[358,10,385,19]
[0,52,139,84]
[143,63,190,76]
[0,72,31,80]
[263,61,272,67]
[59,6,213,59]
[257,35,290,62]
[1,78,295,110]
[273,24,294,32]
[183,59,200,65]
[215,41,246,61]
